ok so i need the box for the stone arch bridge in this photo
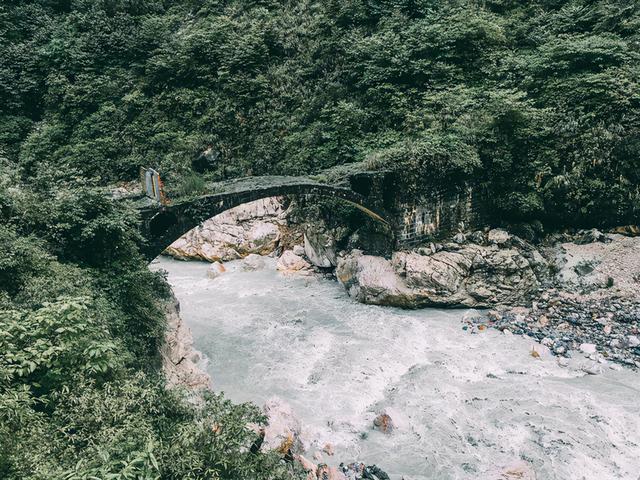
[136,175,390,260]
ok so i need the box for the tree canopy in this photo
[2,0,639,226]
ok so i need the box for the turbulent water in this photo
[152,256,640,480]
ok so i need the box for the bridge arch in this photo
[137,176,389,261]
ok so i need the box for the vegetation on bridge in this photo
[1,0,639,478]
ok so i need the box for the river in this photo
[152,256,640,480]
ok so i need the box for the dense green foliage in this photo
[2,0,639,225]
[0,162,300,479]
[1,0,639,478]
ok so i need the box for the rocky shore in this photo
[463,294,640,371]
[458,228,640,370]
[160,293,211,390]
[335,227,640,370]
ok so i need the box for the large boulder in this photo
[262,397,308,454]
[164,197,285,262]
[336,238,548,308]
[304,227,337,268]
[335,250,415,307]
[396,250,473,293]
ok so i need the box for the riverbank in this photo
[160,292,212,391]
[333,228,640,370]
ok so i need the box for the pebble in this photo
[323,443,334,456]
[582,363,603,375]
[580,343,597,355]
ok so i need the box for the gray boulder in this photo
[336,238,547,308]
[277,250,312,274]
[242,253,266,271]
[304,227,337,268]
[488,228,511,245]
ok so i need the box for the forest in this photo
[1,0,639,478]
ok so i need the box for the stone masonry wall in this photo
[395,186,488,247]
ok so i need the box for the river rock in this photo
[373,413,394,434]
[262,396,307,454]
[293,244,306,256]
[207,261,226,279]
[582,362,603,375]
[580,343,597,355]
[491,461,537,480]
[469,230,486,244]
[317,464,347,480]
[304,227,337,268]
[610,225,640,236]
[242,253,265,271]
[453,232,466,244]
[277,250,313,274]
[164,197,285,262]
[488,228,510,245]
[336,237,547,308]
[575,228,607,245]
[340,463,389,480]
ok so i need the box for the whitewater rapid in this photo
[152,256,640,480]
